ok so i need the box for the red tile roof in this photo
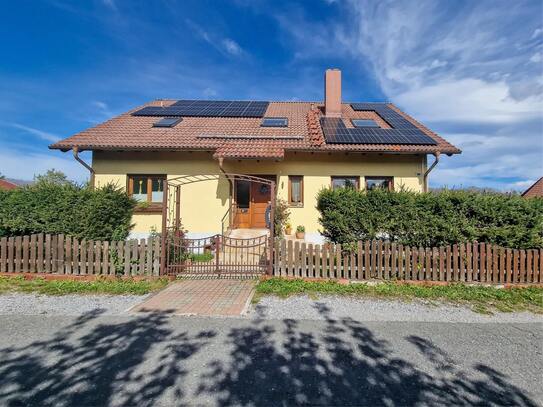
[0,179,19,190]
[50,100,461,159]
[522,177,543,198]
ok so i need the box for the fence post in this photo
[0,237,7,273]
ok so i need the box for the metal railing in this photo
[221,203,235,237]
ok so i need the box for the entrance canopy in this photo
[160,173,276,275]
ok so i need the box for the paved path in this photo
[131,279,256,316]
[0,312,540,406]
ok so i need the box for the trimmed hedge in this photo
[0,182,136,241]
[317,188,543,249]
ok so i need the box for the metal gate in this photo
[160,173,276,276]
[165,231,269,276]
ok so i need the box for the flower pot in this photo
[285,227,292,235]
[295,232,305,239]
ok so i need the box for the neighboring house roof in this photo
[521,177,543,198]
[50,101,460,159]
[0,179,19,190]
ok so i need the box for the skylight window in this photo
[261,117,288,127]
[351,119,379,128]
[153,117,182,128]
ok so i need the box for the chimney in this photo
[324,68,342,117]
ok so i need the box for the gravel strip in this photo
[0,293,149,316]
[250,295,543,323]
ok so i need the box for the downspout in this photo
[423,151,440,192]
[72,147,95,189]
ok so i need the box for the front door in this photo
[234,176,274,228]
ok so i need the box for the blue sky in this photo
[0,0,542,190]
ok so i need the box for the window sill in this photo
[134,204,163,213]
[289,203,304,208]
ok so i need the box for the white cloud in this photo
[8,123,60,142]
[529,52,542,63]
[394,78,542,124]
[336,0,543,190]
[222,39,243,56]
[0,148,89,182]
[202,87,218,97]
[186,19,244,58]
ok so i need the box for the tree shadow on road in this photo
[0,303,538,406]
[197,302,538,406]
[0,309,215,406]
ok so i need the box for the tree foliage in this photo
[0,182,136,241]
[317,188,543,249]
[34,169,71,186]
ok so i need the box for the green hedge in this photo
[0,182,136,241]
[317,188,543,249]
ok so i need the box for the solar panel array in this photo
[350,103,420,130]
[132,100,269,118]
[320,117,437,145]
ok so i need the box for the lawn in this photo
[255,278,543,314]
[0,276,169,296]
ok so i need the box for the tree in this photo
[0,172,5,180]
[34,169,72,186]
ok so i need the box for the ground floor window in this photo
[288,176,304,206]
[331,176,360,190]
[128,175,166,207]
[365,176,394,191]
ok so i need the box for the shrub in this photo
[317,188,543,249]
[0,182,136,241]
[273,198,290,238]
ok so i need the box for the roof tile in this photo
[50,100,461,158]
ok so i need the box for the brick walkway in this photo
[131,279,257,316]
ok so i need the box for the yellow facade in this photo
[93,151,426,241]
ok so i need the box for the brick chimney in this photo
[324,68,342,117]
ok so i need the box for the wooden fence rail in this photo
[273,240,542,284]
[0,234,161,276]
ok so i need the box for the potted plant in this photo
[285,222,292,235]
[295,225,305,239]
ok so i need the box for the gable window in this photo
[261,117,288,127]
[365,176,394,191]
[351,119,379,128]
[331,176,360,190]
[128,175,166,209]
[288,176,304,206]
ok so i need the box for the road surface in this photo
[0,309,541,406]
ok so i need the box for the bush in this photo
[274,198,290,238]
[317,188,543,249]
[0,182,136,241]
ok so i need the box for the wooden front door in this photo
[233,176,274,229]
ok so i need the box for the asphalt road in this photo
[0,311,541,406]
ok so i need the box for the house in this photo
[521,177,543,198]
[50,69,460,243]
[0,179,19,190]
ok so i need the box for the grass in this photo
[254,278,543,314]
[190,252,214,262]
[0,276,169,296]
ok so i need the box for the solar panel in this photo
[132,100,270,118]
[321,117,437,145]
[351,119,379,128]
[350,103,420,130]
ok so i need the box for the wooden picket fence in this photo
[0,234,161,276]
[273,240,542,284]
